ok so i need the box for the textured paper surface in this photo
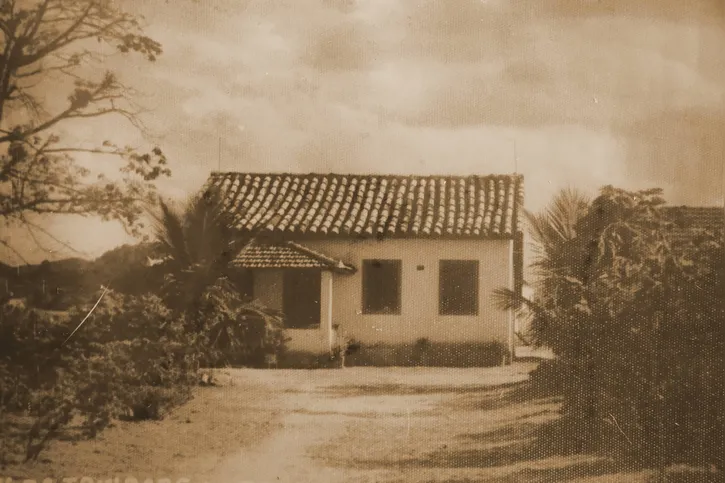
[1,1,723,482]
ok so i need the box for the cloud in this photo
[121,0,725,194]
[8,0,724,264]
[531,0,725,24]
[503,60,552,85]
[402,1,533,63]
[302,21,380,72]
[615,105,725,206]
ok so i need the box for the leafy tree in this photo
[0,0,171,258]
[496,186,724,468]
[154,188,286,367]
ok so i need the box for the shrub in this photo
[149,190,289,369]
[185,282,288,368]
[124,385,192,421]
[345,340,507,367]
[504,186,724,469]
[0,291,201,466]
[280,340,509,369]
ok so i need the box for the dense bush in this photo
[192,282,287,368]
[154,189,288,367]
[499,187,724,469]
[344,340,508,367]
[280,339,508,368]
[1,189,289,468]
[0,292,202,466]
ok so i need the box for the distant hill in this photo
[0,243,164,310]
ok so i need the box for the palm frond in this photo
[183,187,241,268]
[154,199,189,267]
[491,287,545,318]
[525,188,589,248]
[547,187,590,241]
[524,188,590,277]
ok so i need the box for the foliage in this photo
[343,340,508,368]
[0,291,201,466]
[496,186,724,468]
[153,188,287,367]
[193,278,287,367]
[154,189,249,310]
[493,187,591,349]
[282,340,508,369]
[0,0,171,258]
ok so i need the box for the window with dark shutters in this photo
[362,259,402,314]
[439,260,479,316]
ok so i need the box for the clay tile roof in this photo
[206,172,524,239]
[661,206,724,245]
[231,240,355,272]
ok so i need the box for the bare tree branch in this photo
[0,0,170,257]
[0,237,29,264]
[22,214,84,255]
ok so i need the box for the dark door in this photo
[283,269,321,328]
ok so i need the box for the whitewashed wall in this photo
[304,238,513,348]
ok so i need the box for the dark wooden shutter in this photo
[439,260,479,316]
[362,260,402,314]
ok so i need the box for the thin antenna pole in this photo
[218,137,222,172]
[508,138,518,174]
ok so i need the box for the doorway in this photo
[283,269,321,328]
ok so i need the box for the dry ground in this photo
[6,363,718,482]
[4,371,284,482]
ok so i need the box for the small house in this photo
[205,172,525,359]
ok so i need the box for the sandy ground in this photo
[207,365,717,483]
[8,363,718,483]
[208,364,537,483]
[5,371,284,482]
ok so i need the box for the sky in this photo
[3,0,725,264]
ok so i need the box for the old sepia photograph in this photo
[0,0,723,482]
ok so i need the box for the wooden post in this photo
[508,238,516,364]
[320,270,334,354]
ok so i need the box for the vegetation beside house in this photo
[0,0,183,469]
[0,189,286,468]
[496,186,724,471]
[152,189,287,368]
[0,292,201,467]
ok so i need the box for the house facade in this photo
[206,172,524,358]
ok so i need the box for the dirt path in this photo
[207,365,536,483]
[206,365,707,483]
[209,384,348,483]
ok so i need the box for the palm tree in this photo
[153,188,285,366]
[493,187,591,351]
[155,188,245,309]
